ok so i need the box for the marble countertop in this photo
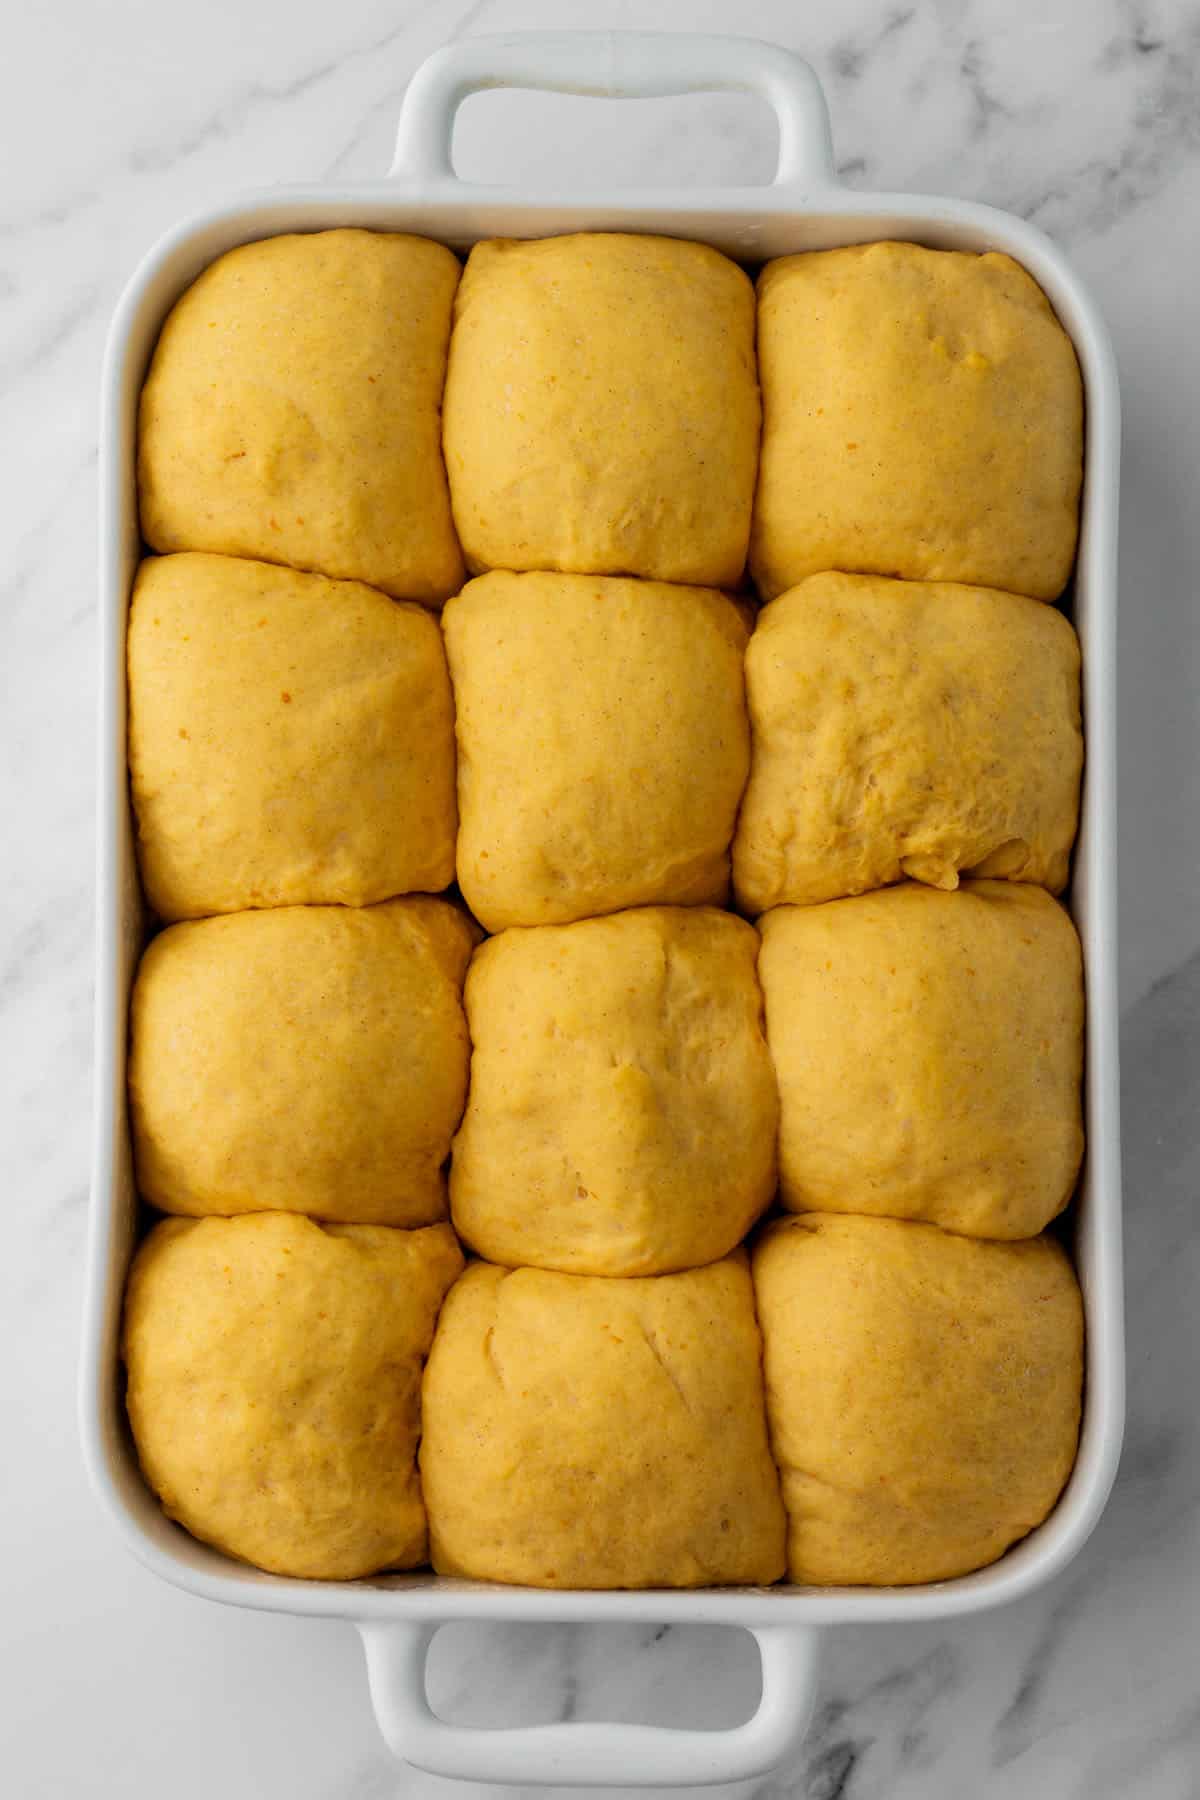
[4,1,1199,1794]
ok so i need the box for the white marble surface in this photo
[3,0,1199,1794]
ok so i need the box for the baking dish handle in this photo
[390,31,836,191]
[359,1619,820,1787]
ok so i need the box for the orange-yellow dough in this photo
[139,229,464,603]
[442,570,750,930]
[758,883,1084,1238]
[450,907,777,1275]
[443,232,759,585]
[129,898,476,1225]
[420,1255,786,1588]
[751,242,1083,600]
[123,1213,463,1579]
[752,1214,1084,1584]
[733,572,1082,912]
[127,553,457,920]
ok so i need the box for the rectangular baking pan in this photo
[81,31,1124,1788]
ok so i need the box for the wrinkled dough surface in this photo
[733,572,1082,913]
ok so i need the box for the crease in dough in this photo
[733,571,1082,914]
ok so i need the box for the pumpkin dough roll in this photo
[753,1215,1084,1585]
[139,229,464,604]
[751,241,1083,601]
[733,571,1082,915]
[443,570,751,931]
[758,882,1084,1240]
[127,553,457,920]
[443,232,760,586]
[123,1214,463,1580]
[451,906,778,1276]
[129,898,476,1226]
[420,1254,787,1589]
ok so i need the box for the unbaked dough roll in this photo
[751,242,1083,600]
[758,882,1084,1239]
[139,229,463,604]
[128,553,457,920]
[451,906,777,1275]
[421,1255,787,1588]
[753,1214,1083,1584]
[733,571,1082,913]
[443,570,750,930]
[123,1213,463,1579]
[443,232,759,586]
[129,898,476,1226]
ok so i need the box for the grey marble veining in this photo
[2,1,1199,1794]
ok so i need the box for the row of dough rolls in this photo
[128,559,1082,926]
[138,228,1082,605]
[123,1209,1082,1588]
[129,886,1081,1254]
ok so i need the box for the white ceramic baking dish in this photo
[81,32,1124,1789]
